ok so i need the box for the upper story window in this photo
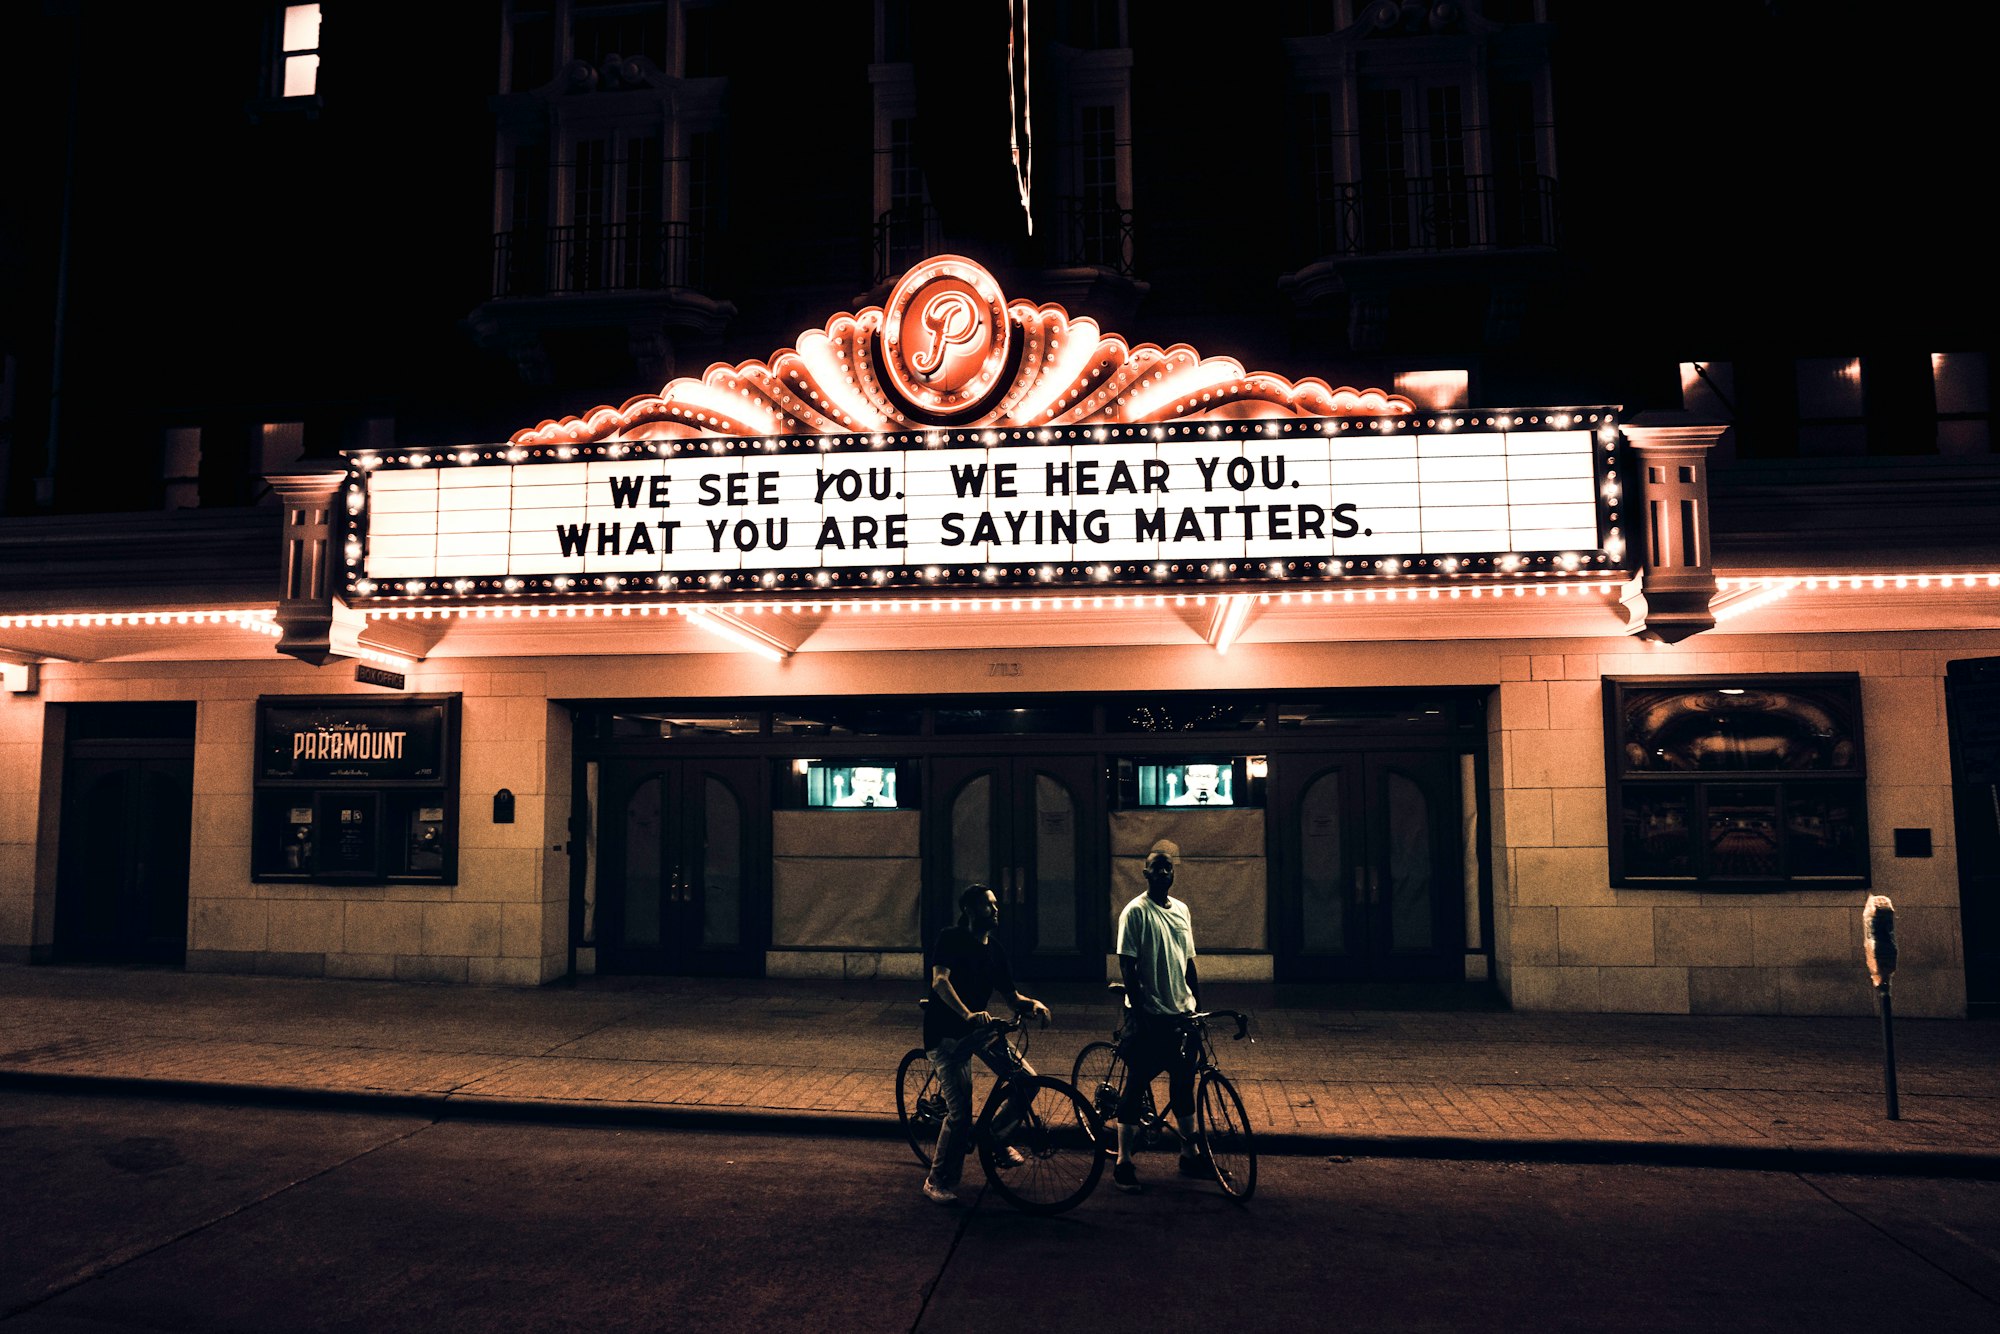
[870,1,928,282]
[1283,0,1342,36]
[1064,0,1125,49]
[503,1,719,92]
[278,4,322,98]
[1287,14,1557,261]
[1933,352,1992,455]
[1040,3,1133,273]
[880,0,914,62]
[681,3,721,78]
[1711,354,1993,459]
[573,1,670,70]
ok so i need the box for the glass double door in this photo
[932,755,1101,981]
[1274,751,1467,981]
[597,756,761,975]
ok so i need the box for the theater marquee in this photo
[341,257,1627,602]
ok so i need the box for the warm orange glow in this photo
[509,256,1414,447]
[281,4,320,97]
[282,4,320,52]
[1393,369,1470,410]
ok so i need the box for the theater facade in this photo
[3,258,1993,1018]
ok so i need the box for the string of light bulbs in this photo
[3,573,1993,639]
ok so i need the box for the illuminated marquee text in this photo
[293,729,410,762]
[356,425,1604,586]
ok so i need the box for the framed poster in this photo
[315,791,382,879]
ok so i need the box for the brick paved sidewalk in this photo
[2,965,1996,1173]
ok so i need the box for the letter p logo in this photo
[910,292,981,378]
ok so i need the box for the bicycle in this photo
[1070,993,1258,1200]
[896,1018,1028,1165]
[895,1015,1107,1215]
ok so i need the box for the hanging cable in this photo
[1008,0,1033,234]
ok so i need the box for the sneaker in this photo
[1112,1161,1144,1193]
[1178,1150,1214,1179]
[922,1177,960,1206]
[996,1145,1027,1168]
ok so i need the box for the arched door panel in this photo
[596,756,761,975]
[1274,751,1466,981]
[931,755,1101,981]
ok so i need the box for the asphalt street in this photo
[3,1093,1997,1332]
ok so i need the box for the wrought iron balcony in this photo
[1043,195,1135,275]
[872,205,945,286]
[491,221,712,298]
[1304,173,1558,259]
[869,198,1137,285]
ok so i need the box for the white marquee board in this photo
[345,416,1622,598]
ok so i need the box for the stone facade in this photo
[2,657,571,985]
[0,626,1983,1013]
[1489,643,1966,1018]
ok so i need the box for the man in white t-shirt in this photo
[1110,838,1204,1192]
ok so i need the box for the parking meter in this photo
[1862,894,1899,1119]
[1863,895,1897,990]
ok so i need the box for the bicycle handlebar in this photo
[1191,1010,1251,1042]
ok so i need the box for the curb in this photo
[6,1070,1998,1179]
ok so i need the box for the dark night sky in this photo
[0,0,1989,477]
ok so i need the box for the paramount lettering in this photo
[293,729,410,762]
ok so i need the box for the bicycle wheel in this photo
[1194,1069,1257,1200]
[896,1048,944,1168]
[977,1076,1107,1216]
[1072,1041,1162,1156]
[1070,1042,1123,1125]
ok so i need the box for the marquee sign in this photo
[340,257,1628,602]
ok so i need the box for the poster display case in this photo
[252,695,460,883]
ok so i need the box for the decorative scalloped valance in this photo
[511,255,1413,447]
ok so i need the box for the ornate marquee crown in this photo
[510,255,1414,447]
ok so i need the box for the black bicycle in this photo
[1071,998,1257,1200]
[895,1016,1107,1215]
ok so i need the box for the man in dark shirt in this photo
[921,882,1051,1205]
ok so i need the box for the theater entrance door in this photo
[931,755,1103,982]
[56,703,196,965]
[596,756,763,975]
[1272,751,1467,981]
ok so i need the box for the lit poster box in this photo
[804,761,901,809]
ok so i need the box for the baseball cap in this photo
[1145,839,1180,868]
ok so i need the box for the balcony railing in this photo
[872,205,945,286]
[1043,195,1135,275]
[1304,173,1558,259]
[869,197,1138,285]
[492,221,712,298]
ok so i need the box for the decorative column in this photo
[267,468,350,665]
[1617,418,1728,644]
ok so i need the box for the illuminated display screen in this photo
[803,762,901,809]
[1134,761,1236,808]
[343,413,1622,599]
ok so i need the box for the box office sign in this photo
[343,414,1624,600]
[259,700,450,781]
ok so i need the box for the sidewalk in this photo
[3,964,1997,1176]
